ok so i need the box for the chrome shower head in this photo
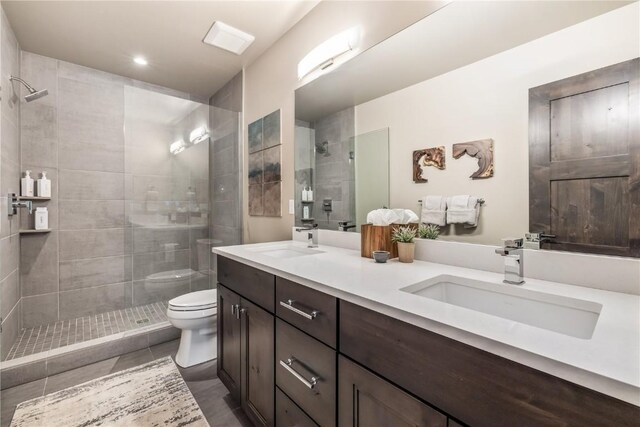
[9,76,49,102]
[315,140,330,157]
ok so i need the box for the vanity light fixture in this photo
[189,126,210,145]
[203,21,255,55]
[133,56,148,66]
[297,27,360,80]
[170,140,186,155]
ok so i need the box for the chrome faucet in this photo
[495,238,524,285]
[338,220,356,232]
[296,223,318,248]
[7,193,33,216]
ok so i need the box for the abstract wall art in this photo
[247,109,282,216]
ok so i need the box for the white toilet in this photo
[167,289,217,368]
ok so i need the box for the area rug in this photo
[10,357,210,427]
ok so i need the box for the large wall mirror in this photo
[294,1,639,257]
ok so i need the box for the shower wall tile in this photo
[132,227,190,254]
[212,200,239,228]
[1,9,20,126]
[20,103,57,168]
[20,51,58,107]
[22,293,58,328]
[59,170,124,200]
[59,282,131,320]
[58,140,125,173]
[0,269,19,319]
[0,303,20,360]
[131,174,189,202]
[2,106,20,164]
[1,153,20,194]
[59,200,125,229]
[59,228,129,260]
[212,144,236,177]
[211,173,238,202]
[132,249,190,281]
[59,255,131,291]
[58,60,130,87]
[20,231,59,297]
[131,279,189,306]
[0,234,19,280]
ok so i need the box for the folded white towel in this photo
[446,195,480,227]
[421,196,446,226]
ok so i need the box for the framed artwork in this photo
[248,110,282,216]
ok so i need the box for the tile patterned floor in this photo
[4,302,169,361]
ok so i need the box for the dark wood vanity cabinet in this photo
[338,356,447,427]
[217,256,639,427]
[217,257,276,427]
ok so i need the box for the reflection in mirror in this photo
[294,108,389,231]
[294,1,638,256]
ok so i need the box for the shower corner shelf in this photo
[18,196,51,201]
[19,229,52,234]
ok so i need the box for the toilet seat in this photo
[169,289,217,312]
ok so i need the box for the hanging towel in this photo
[446,195,480,227]
[421,196,446,226]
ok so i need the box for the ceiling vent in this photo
[203,21,255,55]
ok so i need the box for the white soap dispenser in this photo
[21,170,34,197]
[302,187,309,202]
[37,171,51,198]
[307,186,313,202]
[35,207,48,230]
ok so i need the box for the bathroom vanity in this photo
[214,242,640,426]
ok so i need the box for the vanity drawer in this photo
[275,387,318,427]
[276,277,337,348]
[217,256,275,312]
[340,301,639,427]
[276,319,336,427]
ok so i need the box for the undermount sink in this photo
[248,244,324,259]
[400,275,602,339]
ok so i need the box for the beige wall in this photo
[355,3,639,245]
[243,1,444,243]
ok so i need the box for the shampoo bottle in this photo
[37,171,51,198]
[302,187,308,202]
[307,187,313,202]
[303,205,310,219]
[21,170,34,197]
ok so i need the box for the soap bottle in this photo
[37,171,51,198]
[35,207,48,230]
[302,187,309,202]
[307,186,313,202]
[21,170,34,197]
[303,205,310,219]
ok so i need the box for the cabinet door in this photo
[241,297,275,426]
[338,356,446,427]
[217,284,241,399]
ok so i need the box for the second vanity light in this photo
[169,127,210,155]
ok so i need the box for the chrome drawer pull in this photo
[279,357,319,389]
[279,299,318,320]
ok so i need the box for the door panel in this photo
[241,297,275,426]
[218,284,241,399]
[338,356,446,427]
[529,58,639,257]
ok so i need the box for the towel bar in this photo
[418,198,485,204]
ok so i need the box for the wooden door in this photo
[217,284,241,399]
[241,297,275,426]
[338,356,447,427]
[529,58,639,257]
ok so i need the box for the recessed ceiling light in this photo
[133,56,148,66]
[203,21,255,55]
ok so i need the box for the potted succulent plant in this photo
[418,224,440,240]
[391,225,417,263]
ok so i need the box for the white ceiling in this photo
[3,1,319,99]
[295,1,633,122]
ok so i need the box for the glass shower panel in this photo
[124,86,211,309]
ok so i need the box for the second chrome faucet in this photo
[296,223,319,248]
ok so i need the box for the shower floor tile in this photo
[4,301,169,361]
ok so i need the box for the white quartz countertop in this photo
[213,241,640,405]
